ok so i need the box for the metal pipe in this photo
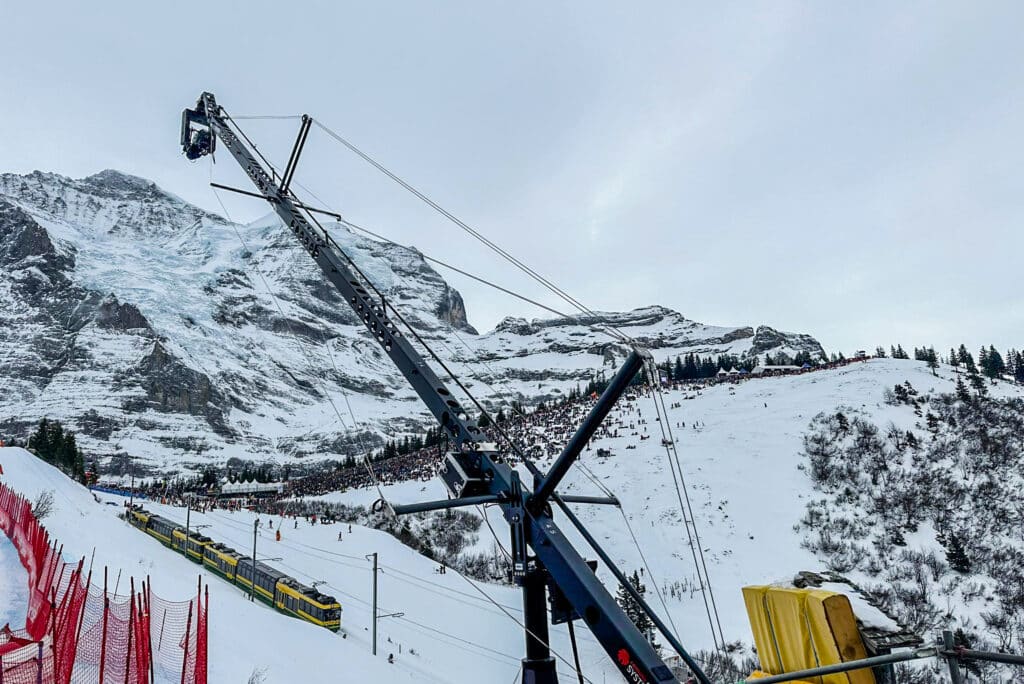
[552,495,710,684]
[739,647,939,684]
[556,495,620,506]
[943,630,965,684]
[947,648,1024,666]
[392,494,501,515]
[531,350,645,510]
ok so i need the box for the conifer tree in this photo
[982,345,1005,379]
[955,376,971,403]
[943,532,972,573]
[615,570,657,652]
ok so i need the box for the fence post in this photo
[100,568,109,684]
[145,577,154,684]
[125,578,135,684]
[180,600,193,684]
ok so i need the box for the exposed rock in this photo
[135,341,231,435]
[95,295,152,332]
[0,169,827,474]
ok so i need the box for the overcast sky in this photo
[2,2,1021,357]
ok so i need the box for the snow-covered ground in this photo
[0,533,27,630]
[314,358,1024,653]
[2,359,1021,682]
[0,446,617,682]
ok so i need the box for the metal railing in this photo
[737,631,1024,684]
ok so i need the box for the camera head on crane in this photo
[181,96,215,161]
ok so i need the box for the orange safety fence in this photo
[0,480,207,683]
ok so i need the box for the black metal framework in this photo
[181,92,704,684]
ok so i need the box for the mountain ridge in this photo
[0,169,825,473]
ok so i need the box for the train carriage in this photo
[127,506,342,632]
[235,559,287,607]
[276,578,342,630]
[144,514,180,547]
[172,528,213,563]
[203,542,242,582]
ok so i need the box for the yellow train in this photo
[128,508,342,631]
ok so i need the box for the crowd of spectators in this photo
[286,354,874,497]
[90,354,874,505]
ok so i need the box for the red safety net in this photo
[0,481,208,683]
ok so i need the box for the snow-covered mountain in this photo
[0,170,824,473]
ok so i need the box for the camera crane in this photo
[181,92,709,684]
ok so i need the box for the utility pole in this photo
[185,494,191,557]
[128,453,135,510]
[251,519,258,603]
[184,495,209,563]
[367,552,378,655]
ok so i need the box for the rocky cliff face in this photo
[0,170,825,473]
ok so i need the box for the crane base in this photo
[522,657,557,684]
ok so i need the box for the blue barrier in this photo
[88,485,148,500]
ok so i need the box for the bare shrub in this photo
[32,490,55,520]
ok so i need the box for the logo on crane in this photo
[617,649,649,683]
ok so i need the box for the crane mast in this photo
[181,92,705,684]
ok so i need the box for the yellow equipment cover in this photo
[742,585,876,684]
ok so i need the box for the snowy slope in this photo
[322,359,1024,656]
[0,169,824,475]
[2,360,1022,681]
[0,446,619,682]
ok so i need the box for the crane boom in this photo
[181,92,704,684]
[185,93,484,449]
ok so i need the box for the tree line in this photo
[877,343,1024,383]
[26,418,87,483]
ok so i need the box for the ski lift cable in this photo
[644,375,719,650]
[647,389,716,649]
[308,119,633,346]
[646,373,726,649]
[653,384,725,646]
[574,437,685,642]
[567,459,685,647]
